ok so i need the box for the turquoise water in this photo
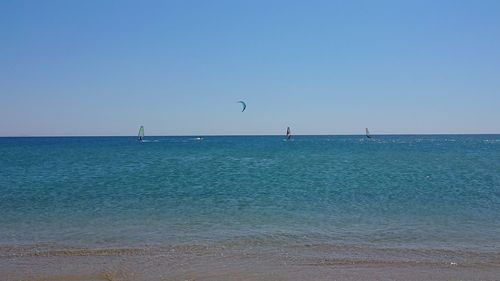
[1,135,500,252]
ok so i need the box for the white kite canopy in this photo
[138,126,144,141]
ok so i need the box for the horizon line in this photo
[1,133,500,138]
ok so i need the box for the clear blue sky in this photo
[1,0,499,136]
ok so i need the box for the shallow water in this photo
[1,135,499,258]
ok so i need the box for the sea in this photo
[1,135,500,279]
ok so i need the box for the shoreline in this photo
[2,243,500,281]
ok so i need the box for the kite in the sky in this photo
[237,101,247,112]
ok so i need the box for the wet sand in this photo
[2,244,500,281]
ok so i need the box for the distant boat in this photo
[138,126,144,142]
[286,126,292,140]
[365,128,372,138]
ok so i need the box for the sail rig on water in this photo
[286,127,292,140]
[138,126,144,141]
[365,128,372,138]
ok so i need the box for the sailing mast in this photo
[286,127,292,140]
[365,128,372,138]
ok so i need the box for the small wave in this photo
[0,244,218,258]
[2,242,499,269]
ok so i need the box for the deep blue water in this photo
[1,135,499,251]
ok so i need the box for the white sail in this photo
[138,126,144,141]
[286,127,291,140]
[365,128,371,138]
